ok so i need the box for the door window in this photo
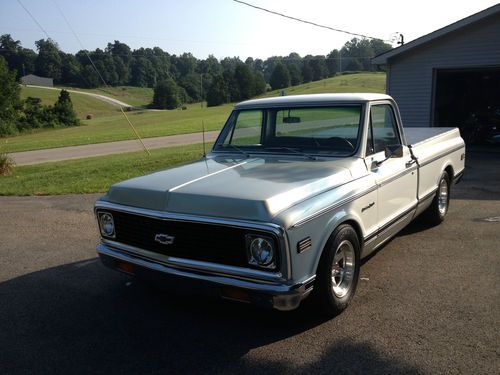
[367,104,400,154]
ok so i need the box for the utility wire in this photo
[15,0,51,39]
[16,0,151,156]
[233,0,389,41]
[51,0,150,156]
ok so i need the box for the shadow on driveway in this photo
[0,259,421,374]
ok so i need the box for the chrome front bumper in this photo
[97,242,314,311]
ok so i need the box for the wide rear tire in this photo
[424,171,450,226]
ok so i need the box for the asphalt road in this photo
[0,149,499,374]
[9,131,220,166]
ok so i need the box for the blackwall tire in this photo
[313,224,360,316]
[425,171,451,226]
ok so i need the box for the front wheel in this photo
[313,224,360,316]
[424,171,450,226]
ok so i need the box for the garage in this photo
[372,4,500,145]
[433,67,500,143]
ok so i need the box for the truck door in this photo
[366,103,418,246]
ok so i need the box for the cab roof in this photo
[234,93,392,109]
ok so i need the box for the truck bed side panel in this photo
[408,128,465,201]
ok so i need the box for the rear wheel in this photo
[313,224,360,316]
[424,171,450,225]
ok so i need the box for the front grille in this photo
[99,209,279,268]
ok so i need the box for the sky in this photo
[1,0,498,59]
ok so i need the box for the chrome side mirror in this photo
[384,144,403,158]
[377,145,403,166]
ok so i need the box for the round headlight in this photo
[249,237,274,266]
[99,213,115,237]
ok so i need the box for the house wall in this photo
[387,13,500,127]
[20,75,54,87]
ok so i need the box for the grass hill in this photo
[262,72,386,97]
[3,73,385,153]
[61,86,154,108]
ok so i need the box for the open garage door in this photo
[433,67,500,145]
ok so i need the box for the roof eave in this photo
[372,3,500,65]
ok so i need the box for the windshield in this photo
[214,105,362,157]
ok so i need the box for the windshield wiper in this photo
[264,147,317,160]
[218,144,251,158]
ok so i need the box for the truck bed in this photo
[405,127,458,147]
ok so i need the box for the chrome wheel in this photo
[438,178,449,215]
[331,240,355,298]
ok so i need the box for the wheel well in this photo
[341,220,363,244]
[315,219,364,275]
[444,165,454,180]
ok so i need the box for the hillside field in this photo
[2,73,385,153]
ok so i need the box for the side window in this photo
[370,104,400,153]
[224,110,263,146]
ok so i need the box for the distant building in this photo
[372,4,500,132]
[20,74,54,87]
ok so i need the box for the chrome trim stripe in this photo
[377,165,418,188]
[363,204,417,242]
[453,170,464,184]
[169,160,249,192]
[95,201,282,233]
[95,200,292,279]
[101,239,284,283]
[419,188,438,202]
[98,243,296,293]
[418,145,465,167]
[290,185,377,228]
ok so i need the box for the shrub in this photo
[152,79,180,110]
[0,153,15,176]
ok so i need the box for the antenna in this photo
[202,120,207,158]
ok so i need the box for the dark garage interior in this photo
[433,67,500,144]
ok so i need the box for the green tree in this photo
[60,52,80,85]
[301,62,313,83]
[253,71,267,96]
[287,64,302,86]
[0,34,36,78]
[152,79,180,109]
[206,74,228,107]
[234,63,254,100]
[178,72,202,102]
[326,49,340,76]
[52,89,79,127]
[131,57,156,87]
[35,39,62,82]
[270,62,290,90]
[0,56,22,136]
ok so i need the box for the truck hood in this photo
[104,155,355,222]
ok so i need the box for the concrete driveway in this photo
[0,149,498,374]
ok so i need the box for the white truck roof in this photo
[235,93,392,109]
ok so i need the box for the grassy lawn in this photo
[0,143,205,195]
[261,72,386,98]
[2,73,385,154]
[59,86,154,107]
[20,86,120,118]
[1,100,232,153]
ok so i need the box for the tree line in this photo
[0,34,391,109]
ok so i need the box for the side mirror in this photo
[384,144,403,158]
[376,144,403,166]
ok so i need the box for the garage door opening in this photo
[433,67,500,144]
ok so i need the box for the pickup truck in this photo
[95,93,465,315]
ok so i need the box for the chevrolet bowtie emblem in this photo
[155,234,175,245]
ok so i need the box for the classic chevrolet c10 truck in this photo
[95,93,465,315]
